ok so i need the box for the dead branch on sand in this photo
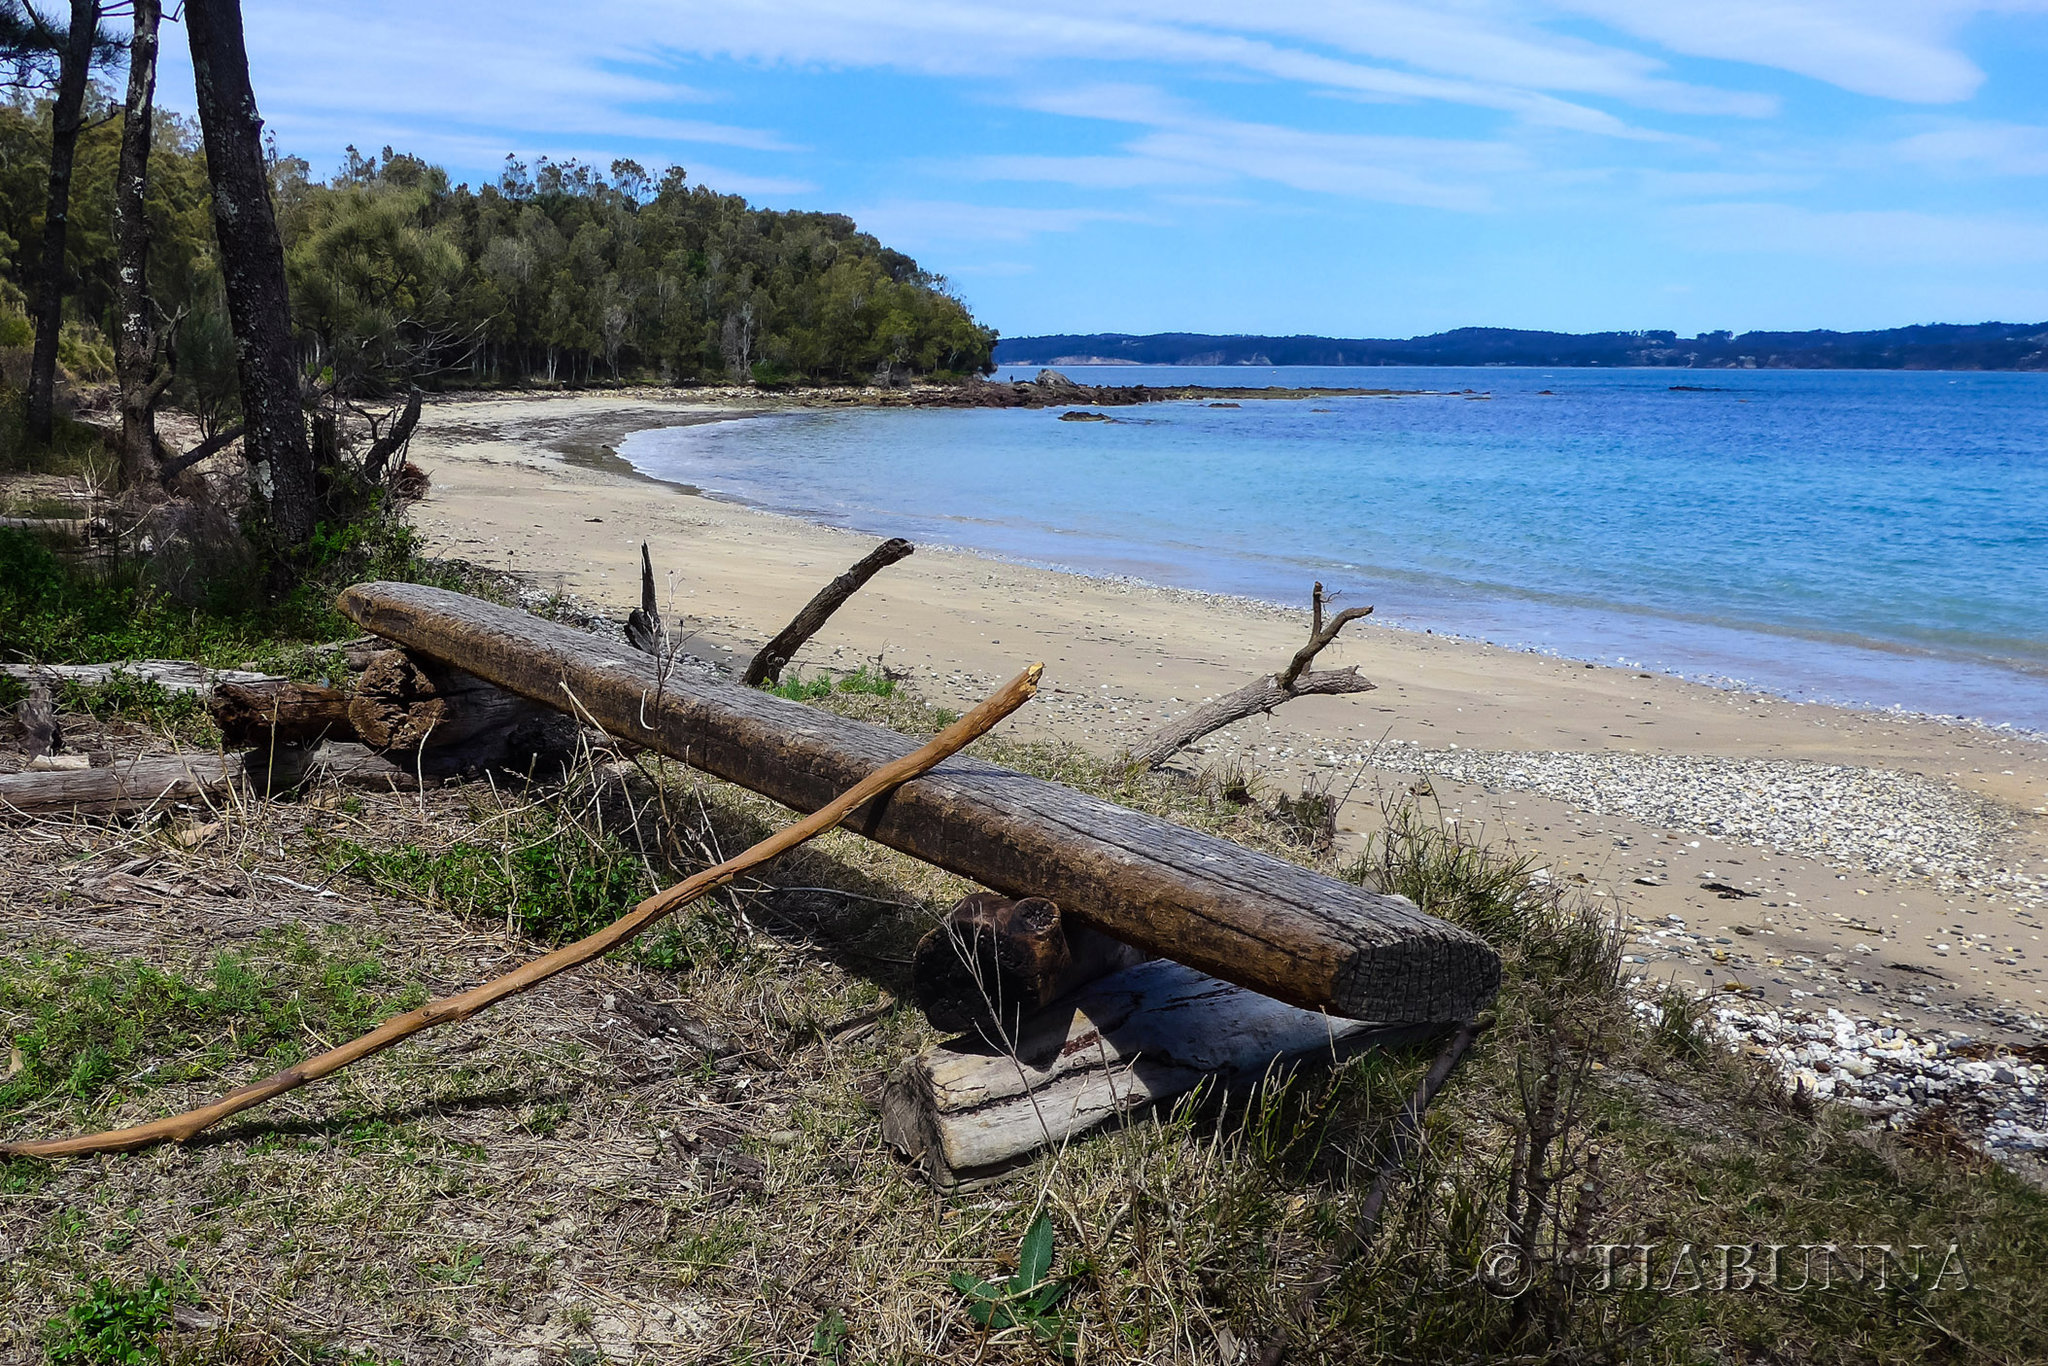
[1127,581,1375,769]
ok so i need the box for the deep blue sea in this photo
[617,365,2048,732]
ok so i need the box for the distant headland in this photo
[996,323,2048,371]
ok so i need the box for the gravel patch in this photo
[1364,743,2039,895]
[1644,992,2048,1176]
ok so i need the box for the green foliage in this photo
[44,1276,172,1365]
[763,665,898,702]
[809,1308,848,1364]
[270,145,998,390]
[0,511,469,676]
[330,818,654,944]
[948,1213,1075,1354]
[0,933,425,1118]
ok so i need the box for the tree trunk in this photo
[337,582,1502,1023]
[183,0,315,545]
[24,0,100,445]
[112,0,163,490]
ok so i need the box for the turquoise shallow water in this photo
[618,365,2048,732]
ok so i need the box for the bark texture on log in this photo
[337,582,1500,1023]
[911,893,1146,1042]
[0,753,238,815]
[882,958,1439,1189]
[742,537,914,686]
[208,680,356,747]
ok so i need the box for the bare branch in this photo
[743,537,915,687]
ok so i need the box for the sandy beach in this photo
[408,390,2048,1045]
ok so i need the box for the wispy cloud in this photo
[1893,122,2048,177]
[1550,0,2025,103]
[1669,202,2048,265]
[847,201,1151,247]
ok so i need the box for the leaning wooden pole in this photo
[0,664,1043,1160]
[336,583,1500,1023]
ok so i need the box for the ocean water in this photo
[616,365,2048,732]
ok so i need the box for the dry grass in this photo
[3,691,2045,1365]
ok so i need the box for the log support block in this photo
[882,959,1441,1189]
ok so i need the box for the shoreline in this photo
[614,405,2048,742]
[407,390,2048,1047]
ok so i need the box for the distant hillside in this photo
[996,324,2048,371]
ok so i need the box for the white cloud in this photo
[1550,0,2034,103]
[1894,122,2048,176]
[1669,202,2048,265]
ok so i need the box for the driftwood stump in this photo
[912,892,1147,1043]
[347,649,577,773]
[209,679,357,748]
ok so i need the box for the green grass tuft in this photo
[328,817,657,944]
[0,930,426,1124]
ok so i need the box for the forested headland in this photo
[1000,324,2048,370]
[0,106,998,408]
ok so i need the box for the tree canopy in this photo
[0,101,998,415]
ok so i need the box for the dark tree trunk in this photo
[183,0,315,545]
[24,0,101,445]
[112,0,163,490]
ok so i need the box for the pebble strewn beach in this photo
[1364,743,2046,911]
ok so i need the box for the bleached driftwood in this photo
[882,959,1437,1189]
[0,752,241,815]
[2,660,281,695]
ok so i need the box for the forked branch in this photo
[0,662,1043,1159]
[743,537,914,686]
[1128,582,1374,769]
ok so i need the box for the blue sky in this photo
[153,1,2048,339]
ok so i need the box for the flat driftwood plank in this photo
[337,581,1500,1023]
[881,958,1439,1189]
[3,661,281,695]
[0,753,240,815]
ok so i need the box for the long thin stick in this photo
[2,664,1044,1160]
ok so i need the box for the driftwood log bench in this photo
[336,581,1500,1025]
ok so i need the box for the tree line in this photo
[0,0,996,558]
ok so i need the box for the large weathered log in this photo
[742,537,914,686]
[882,958,1440,1189]
[0,753,239,816]
[208,679,357,747]
[912,892,1146,1043]
[337,582,1500,1022]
